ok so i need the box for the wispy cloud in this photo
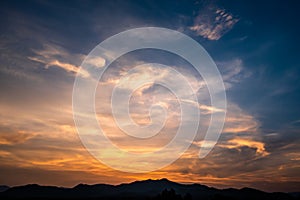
[0,130,35,145]
[219,138,269,156]
[28,43,90,77]
[190,6,239,40]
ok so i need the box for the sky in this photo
[0,0,299,192]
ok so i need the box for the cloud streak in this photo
[190,7,239,40]
[28,44,90,77]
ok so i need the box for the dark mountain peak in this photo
[121,178,180,189]
[157,178,179,185]
[157,178,173,182]
[23,183,40,187]
[10,183,41,190]
[0,185,9,192]
[240,187,264,193]
[133,178,175,184]
[73,183,90,189]
[73,183,115,192]
[74,183,87,187]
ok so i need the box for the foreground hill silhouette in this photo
[0,178,298,200]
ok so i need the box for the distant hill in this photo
[0,185,9,192]
[0,179,298,200]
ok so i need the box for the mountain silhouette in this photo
[0,185,9,192]
[0,179,298,200]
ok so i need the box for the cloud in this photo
[180,99,225,115]
[220,138,269,156]
[0,130,35,145]
[218,59,248,81]
[191,102,266,155]
[84,56,106,68]
[213,58,252,90]
[28,43,90,77]
[190,7,239,40]
[223,103,259,134]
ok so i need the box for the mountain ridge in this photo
[0,178,298,200]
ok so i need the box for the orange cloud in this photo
[220,138,269,156]
[0,130,35,145]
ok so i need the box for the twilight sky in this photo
[0,0,299,192]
